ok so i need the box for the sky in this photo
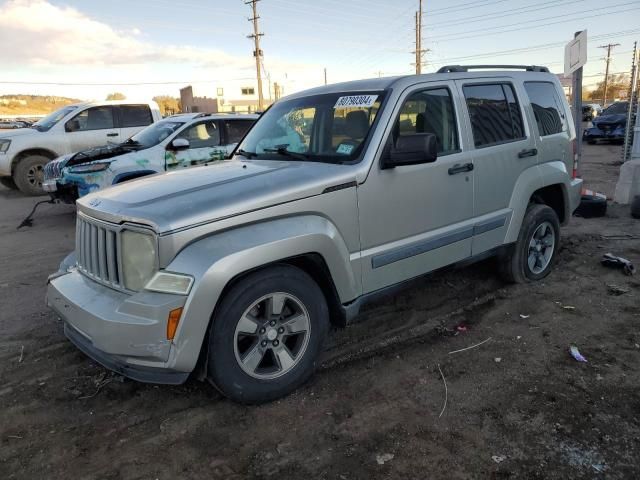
[0,0,638,101]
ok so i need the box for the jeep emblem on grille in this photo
[88,198,101,207]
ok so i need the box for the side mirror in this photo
[167,138,190,151]
[65,120,80,132]
[382,133,438,169]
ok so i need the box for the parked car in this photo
[48,65,582,404]
[0,120,24,130]
[581,103,602,121]
[583,101,629,144]
[0,100,161,194]
[42,113,258,202]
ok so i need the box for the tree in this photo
[106,92,126,101]
[589,74,629,104]
[152,96,181,116]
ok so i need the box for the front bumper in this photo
[583,125,625,141]
[47,260,190,384]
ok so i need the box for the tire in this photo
[574,194,607,218]
[0,176,18,190]
[499,204,560,283]
[207,265,329,404]
[14,154,51,196]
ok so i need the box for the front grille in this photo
[76,215,123,290]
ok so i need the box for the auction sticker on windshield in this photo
[334,95,378,108]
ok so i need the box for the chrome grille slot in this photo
[76,215,123,289]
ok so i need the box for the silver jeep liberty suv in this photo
[48,65,582,403]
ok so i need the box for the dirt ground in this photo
[1,142,639,480]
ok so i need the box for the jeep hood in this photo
[77,159,356,233]
[593,114,627,126]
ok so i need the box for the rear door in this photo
[522,81,571,170]
[118,104,155,140]
[455,79,538,255]
[64,105,119,152]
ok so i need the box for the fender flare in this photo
[163,214,358,372]
[504,161,570,243]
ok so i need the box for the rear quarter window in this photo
[523,82,567,136]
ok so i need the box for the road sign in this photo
[565,30,587,76]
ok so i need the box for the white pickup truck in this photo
[0,100,161,195]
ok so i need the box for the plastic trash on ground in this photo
[569,345,588,363]
[601,253,636,276]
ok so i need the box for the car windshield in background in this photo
[237,91,386,163]
[32,105,78,132]
[602,102,628,115]
[126,121,185,149]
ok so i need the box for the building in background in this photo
[180,80,282,114]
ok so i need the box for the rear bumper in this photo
[47,259,190,384]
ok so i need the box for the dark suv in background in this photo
[583,101,629,144]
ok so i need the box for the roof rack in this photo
[437,65,550,73]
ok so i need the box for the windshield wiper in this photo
[262,146,310,161]
[237,148,257,159]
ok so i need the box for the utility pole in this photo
[599,42,620,106]
[324,67,327,85]
[411,0,429,74]
[246,0,264,110]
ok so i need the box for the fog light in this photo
[145,272,193,295]
[167,307,183,340]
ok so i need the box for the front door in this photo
[455,79,538,255]
[65,106,119,152]
[165,120,227,170]
[358,83,475,293]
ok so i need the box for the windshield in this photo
[127,120,185,149]
[236,91,386,163]
[33,105,78,132]
[602,102,628,115]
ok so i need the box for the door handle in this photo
[106,132,118,137]
[518,148,538,158]
[448,162,474,175]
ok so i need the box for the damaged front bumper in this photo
[47,253,190,384]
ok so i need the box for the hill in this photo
[0,95,82,116]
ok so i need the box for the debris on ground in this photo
[376,453,394,465]
[569,345,588,363]
[607,284,630,296]
[492,455,507,464]
[437,364,447,419]
[494,357,502,363]
[448,337,492,355]
[519,314,530,319]
[601,253,636,276]
[562,305,576,310]
[574,189,607,218]
[455,324,468,333]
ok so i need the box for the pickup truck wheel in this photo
[207,265,329,404]
[499,204,560,283]
[0,177,18,190]
[14,155,50,196]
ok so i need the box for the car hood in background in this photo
[0,128,40,139]
[77,159,356,233]
[593,114,627,126]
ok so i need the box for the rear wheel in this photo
[207,265,329,404]
[0,177,17,190]
[14,155,51,196]
[499,204,560,283]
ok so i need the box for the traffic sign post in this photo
[566,30,587,175]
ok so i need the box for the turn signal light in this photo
[167,307,183,340]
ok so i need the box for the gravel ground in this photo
[1,141,639,479]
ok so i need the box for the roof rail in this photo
[437,65,550,73]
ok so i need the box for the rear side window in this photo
[395,87,460,155]
[224,120,254,143]
[120,105,153,128]
[524,82,567,136]
[463,83,525,148]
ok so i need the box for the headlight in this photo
[145,272,194,295]
[68,162,111,174]
[0,139,11,154]
[121,230,157,291]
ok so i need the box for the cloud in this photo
[0,0,252,69]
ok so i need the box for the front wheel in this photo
[499,204,560,283]
[207,265,329,404]
[14,154,51,195]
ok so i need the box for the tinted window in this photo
[395,87,460,155]
[68,106,114,131]
[225,119,254,144]
[177,121,220,148]
[524,82,566,136]
[120,105,153,128]
[463,84,525,147]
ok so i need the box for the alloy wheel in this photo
[527,221,555,274]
